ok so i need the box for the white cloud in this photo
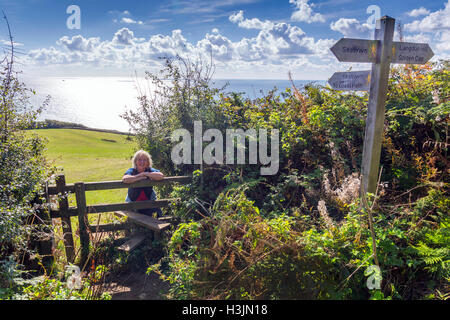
[197,31,234,61]
[121,17,144,25]
[28,47,66,64]
[407,7,430,17]
[159,0,261,15]
[0,39,24,47]
[146,29,194,59]
[229,10,274,30]
[229,10,332,59]
[111,10,145,26]
[330,18,372,38]
[113,28,136,45]
[228,10,244,24]
[290,0,325,23]
[27,11,337,79]
[403,1,450,59]
[57,35,101,52]
[28,28,192,68]
[405,1,450,32]
[403,33,431,43]
[436,31,450,55]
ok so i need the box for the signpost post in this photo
[361,16,395,197]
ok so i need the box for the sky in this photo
[0,0,449,80]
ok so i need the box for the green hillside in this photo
[27,129,138,206]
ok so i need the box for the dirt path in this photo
[104,270,170,300]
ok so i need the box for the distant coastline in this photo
[31,119,132,136]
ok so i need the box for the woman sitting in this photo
[122,150,164,217]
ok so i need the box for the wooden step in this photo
[159,216,174,222]
[117,233,146,252]
[115,210,171,232]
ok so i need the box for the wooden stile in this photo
[37,175,190,262]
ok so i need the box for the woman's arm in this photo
[122,171,165,183]
[146,171,164,181]
[122,172,148,184]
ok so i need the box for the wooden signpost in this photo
[329,16,434,195]
[329,16,434,267]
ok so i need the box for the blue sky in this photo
[1,0,449,79]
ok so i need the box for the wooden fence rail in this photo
[44,174,191,266]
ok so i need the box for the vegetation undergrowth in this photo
[130,57,449,300]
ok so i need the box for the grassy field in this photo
[27,128,138,206]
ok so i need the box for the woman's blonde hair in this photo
[132,150,153,169]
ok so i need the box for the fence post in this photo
[74,182,89,268]
[56,174,75,263]
[29,187,54,274]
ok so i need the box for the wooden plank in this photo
[117,233,146,252]
[328,70,371,91]
[87,199,174,213]
[360,16,395,195]
[330,38,379,63]
[391,42,434,64]
[56,174,75,264]
[47,176,191,194]
[50,207,79,219]
[47,184,75,195]
[84,176,192,191]
[115,211,171,232]
[49,198,178,218]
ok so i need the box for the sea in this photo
[22,77,326,133]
